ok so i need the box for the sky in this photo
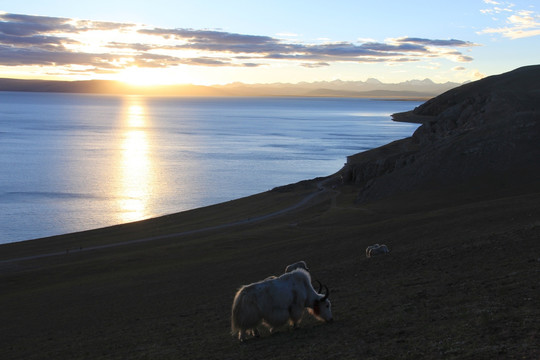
[0,0,539,85]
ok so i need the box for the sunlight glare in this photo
[128,104,145,127]
[118,97,154,223]
[120,130,151,221]
[118,67,180,86]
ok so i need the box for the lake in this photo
[0,92,421,243]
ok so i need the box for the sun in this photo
[117,67,180,86]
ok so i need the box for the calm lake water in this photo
[0,92,421,243]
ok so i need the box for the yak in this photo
[231,268,332,341]
[366,244,389,257]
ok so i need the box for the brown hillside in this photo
[343,65,540,203]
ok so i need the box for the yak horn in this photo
[314,280,323,293]
[321,285,330,301]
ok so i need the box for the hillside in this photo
[342,64,540,203]
[0,66,539,359]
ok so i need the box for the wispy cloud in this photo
[478,2,540,39]
[0,12,479,76]
[301,62,330,68]
[394,37,477,47]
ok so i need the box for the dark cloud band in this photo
[0,12,478,72]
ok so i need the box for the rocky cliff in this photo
[341,65,540,202]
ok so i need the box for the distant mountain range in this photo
[214,78,462,99]
[0,77,462,99]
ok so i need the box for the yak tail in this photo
[231,287,246,335]
[231,286,259,336]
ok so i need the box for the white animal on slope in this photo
[284,260,309,273]
[231,269,333,341]
[366,244,380,257]
[366,244,390,257]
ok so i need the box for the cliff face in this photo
[342,65,540,202]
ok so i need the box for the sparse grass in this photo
[1,178,539,359]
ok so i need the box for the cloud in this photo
[301,62,330,68]
[457,55,474,62]
[139,28,278,49]
[472,70,486,79]
[0,44,120,67]
[175,56,263,67]
[0,32,76,47]
[0,12,479,75]
[478,2,540,39]
[0,12,134,35]
[452,66,466,71]
[0,13,74,36]
[395,37,478,47]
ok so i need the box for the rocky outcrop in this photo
[341,65,540,202]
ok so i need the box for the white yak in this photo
[366,244,390,257]
[231,268,332,341]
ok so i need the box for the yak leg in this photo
[263,308,290,333]
[238,330,248,342]
[239,328,260,342]
[289,305,304,329]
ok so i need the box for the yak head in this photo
[310,282,333,323]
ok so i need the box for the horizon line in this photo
[0,76,465,88]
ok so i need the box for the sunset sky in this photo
[1,0,539,85]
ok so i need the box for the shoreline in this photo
[0,95,421,245]
[0,176,333,262]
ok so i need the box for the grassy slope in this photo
[1,174,539,359]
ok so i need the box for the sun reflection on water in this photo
[118,98,153,223]
[127,104,145,127]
